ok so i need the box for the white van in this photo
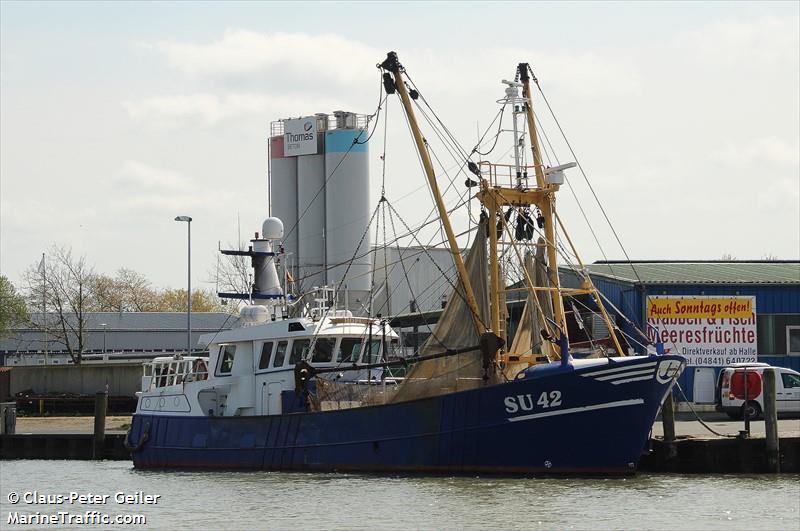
[716,363,800,419]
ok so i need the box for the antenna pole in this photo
[42,252,48,365]
[383,52,485,334]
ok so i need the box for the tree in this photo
[0,275,28,338]
[90,268,159,312]
[156,288,226,313]
[210,241,252,297]
[23,246,95,364]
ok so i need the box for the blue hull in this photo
[128,356,683,474]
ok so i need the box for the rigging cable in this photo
[355,67,387,145]
[385,199,489,331]
[472,106,506,157]
[289,197,476,285]
[405,71,473,161]
[531,65,645,288]
[526,64,657,349]
[282,70,387,251]
[385,198,449,351]
[395,97,474,255]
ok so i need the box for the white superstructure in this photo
[138,213,402,418]
[136,311,401,418]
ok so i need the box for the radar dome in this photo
[262,217,284,240]
[240,305,269,324]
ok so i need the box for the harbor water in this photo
[1,460,798,529]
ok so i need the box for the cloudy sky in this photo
[1,1,798,293]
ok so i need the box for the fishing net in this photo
[312,220,498,409]
[508,239,554,361]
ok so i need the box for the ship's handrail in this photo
[144,357,209,390]
[478,161,538,188]
[269,113,371,136]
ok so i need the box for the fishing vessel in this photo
[126,52,685,474]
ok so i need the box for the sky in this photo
[1,1,798,294]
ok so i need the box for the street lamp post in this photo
[175,216,192,358]
[100,323,107,354]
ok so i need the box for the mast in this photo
[519,64,624,356]
[518,63,568,342]
[380,52,486,335]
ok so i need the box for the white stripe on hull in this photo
[579,362,657,377]
[611,375,655,385]
[507,398,645,423]
[595,368,655,381]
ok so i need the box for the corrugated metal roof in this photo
[566,261,800,285]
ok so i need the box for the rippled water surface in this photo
[1,460,798,530]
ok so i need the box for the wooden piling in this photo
[93,391,107,459]
[661,391,677,459]
[763,368,780,473]
[743,367,751,437]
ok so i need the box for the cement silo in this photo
[269,136,297,267]
[325,112,371,299]
[296,150,326,289]
[269,111,371,309]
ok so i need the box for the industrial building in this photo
[0,312,239,366]
[371,245,458,316]
[561,260,800,404]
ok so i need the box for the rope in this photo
[672,381,736,438]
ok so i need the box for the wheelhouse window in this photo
[273,341,288,368]
[337,338,362,363]
[290,339,310,365]
[312,338,335,363]
[362,340,382,364]
[388,338,400,359]
[218,344,236,374]
[258,342,274,370]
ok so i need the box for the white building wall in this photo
[372,246,461,316]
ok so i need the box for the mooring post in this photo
[763,368,780,473]
[93,390,108,459]
[662,390,677,459]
